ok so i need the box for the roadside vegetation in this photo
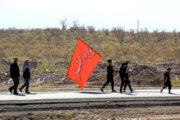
[0,23,180,72]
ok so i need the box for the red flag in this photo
[66,38,101,89]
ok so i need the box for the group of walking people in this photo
[100,60,133,93]
[9,58,31,95]
[8,57,172,95]
[101,59,172,94]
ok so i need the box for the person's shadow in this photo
[169,93,177,95]
[14,93,25,96]
[27,93,37,95]
[79,91,109,95]
[22,92,37,95]
[125,92,136,96]
[15,93,37,96]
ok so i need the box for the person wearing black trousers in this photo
[19,60,31,94]
[123,62,133,93]
[160,68,172,94]
[9,58,20,95]
[119,63,127,93]
[101,59,116,92]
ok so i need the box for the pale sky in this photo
[0,0,180,31]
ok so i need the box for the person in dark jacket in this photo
[160,68,172,94]
[9,58,20,95]
[119,62,127,93]
[123,62,133,93]
[19,60,31,94]
[101,59,116,92]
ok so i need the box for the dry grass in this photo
[171,77,180,87]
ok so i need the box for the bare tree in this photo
[72,20,79,28]
[60,18,68,30]
[112,27,125,45]
[173,30,177,43]
[70,19,79,32]
[87,26,95,34]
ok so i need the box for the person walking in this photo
[19,60,31,94]
[119,62,127,93]
[160,68,172,94]
[101,59,116,92]
[9,58,20,95]
[123,62,133,93]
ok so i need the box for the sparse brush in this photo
[171,77,180,87]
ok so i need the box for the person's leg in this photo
[161,83,168,93]
[110,77,115,92]
[9,78,18,93]
[120,78,125,92]
[14,78,19,94]
[127,81,133,92]
[102,80,110,88]
[9,84,14,93]
[20,79,26,91]
[123,81,127,92]
[101,76,110,92]
[25,79,30,93]
[168,82,172,94]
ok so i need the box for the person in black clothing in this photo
[101,59,116,92]
[119,62,127,93]
[123,61,133,93]
[9,58,20,95]
[19,60,31,94]
[160,68,172,94]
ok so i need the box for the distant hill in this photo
[0,27,179,72]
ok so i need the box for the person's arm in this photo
[23,68,30,79]
[10,64,13,78]
[164,75,167,83]
[125,69,128,74]
[17,66,20,78]
[28,69,31,79]
[112,66,119,72]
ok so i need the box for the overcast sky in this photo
[0,0,180,31]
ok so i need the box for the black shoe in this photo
[100,88,104,92]
[160,89,163,93]
[25,92,31,94]
[19,88,22,92]
[112,90,117,92]
[123,90,126,93]
[14,93,19,95]
[120,91,125,94]
[120,91,123,93]
[8,88,12,94]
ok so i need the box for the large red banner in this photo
[66,38,102,89]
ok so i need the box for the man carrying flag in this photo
[101,59,116,92]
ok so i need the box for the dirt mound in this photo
[130,64,163,86]
[87,62,180,87]
[0,59,179,90]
